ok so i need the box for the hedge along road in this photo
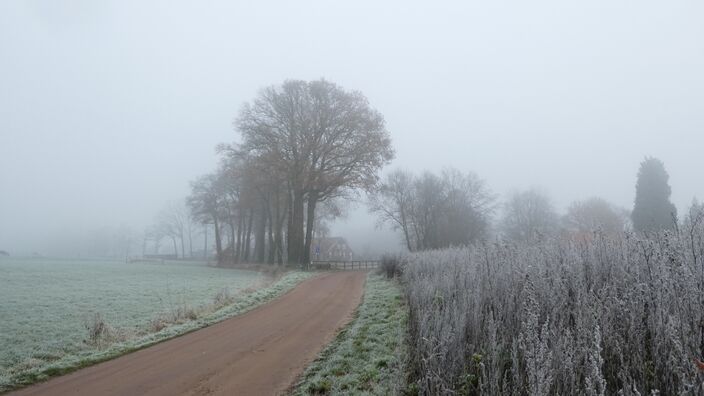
[11,271,367,396]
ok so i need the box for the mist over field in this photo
[2,0,704,256]
[5,2,704,395]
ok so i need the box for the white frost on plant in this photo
[403,228,704,394]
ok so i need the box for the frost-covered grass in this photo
[404,229,704,395]
[0,257,311,392]
[292,273,408,395]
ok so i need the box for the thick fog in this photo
[1,0,703,256]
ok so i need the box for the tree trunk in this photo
[403,228,413,252]
[213,216,223,264]
[179,232,185,259]
[229,212,237,265]
[203,224,208,259]
[287,189,305,264]
[286,189,294,263]
[244,209,254,262]
[267,204,275,264]
[399,209,413,251]
[254,203,267,263]
[188,224,193,258]
[302,191,318,265]
[275,192,286,266]
[235,209,243,263]
[171,237,178,258]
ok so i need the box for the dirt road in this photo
[12,271,367,396]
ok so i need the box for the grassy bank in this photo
[1,263,312,393]
[292,273,408,395]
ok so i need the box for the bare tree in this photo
[155,201,193,259]
[144,226,164,255]
[410,172,449,249]
[156,203,182,258]
[500,187,559,242]
[236,79,394,264]
[369,169,416,251]
[563,197,629,235]
[370,168,495,251]
[436,168,496,247]
[188,174,224,263]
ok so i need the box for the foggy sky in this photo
[2,0,703,255]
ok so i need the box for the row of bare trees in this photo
[371,169,633,250]
[371,157,683,250]
[141,201,207,259]
[187,79,394,266]
[500,189,630,241]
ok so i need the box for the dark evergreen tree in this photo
[631,157,677,232]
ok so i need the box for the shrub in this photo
[83,313,112,348]
[171,305,197,322]
[379,255,403,279]
[147,317,168,333]
[213,287,234,307]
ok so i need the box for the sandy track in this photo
[12,271,367,396]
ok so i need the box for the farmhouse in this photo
[310,237,354,261]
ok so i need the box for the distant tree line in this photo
[372,156,684,250]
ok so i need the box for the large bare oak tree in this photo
[236,79,394,264]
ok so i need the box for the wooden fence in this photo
[309,260,380,270]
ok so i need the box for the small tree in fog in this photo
[563,197,629,234]
[188,174,224,262]
[682,198,704,232]
[144,226,164,255]
[500,188,558,241]
[369,169,416,250]
[156,202,192,259]
[435,168,495,247]
[682,199,704,275]
[631,157,677,232]
[370,167,495,250]
[410,172,447,249]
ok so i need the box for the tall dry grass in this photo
[404,227,704,395]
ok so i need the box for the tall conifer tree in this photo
[632,157,677,232]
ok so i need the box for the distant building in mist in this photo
[310,237,354,261]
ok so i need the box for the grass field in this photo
[0,257,279,390]
[293,273,408,395]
